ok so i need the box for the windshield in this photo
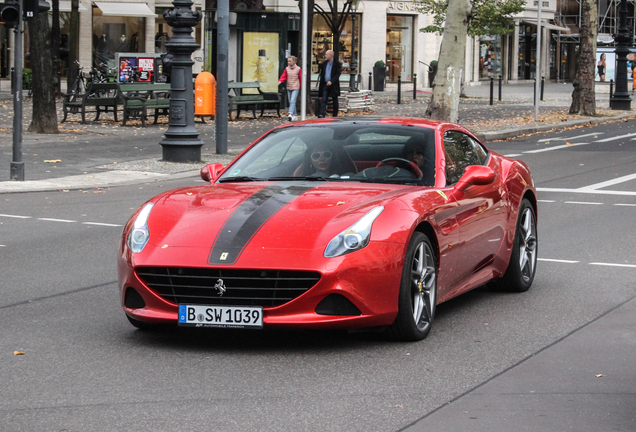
[218,123,437,186]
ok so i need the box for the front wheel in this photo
[492,198,538,292]
[387,232,437,341]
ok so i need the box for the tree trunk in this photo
[27,14,59,134]
[425,0,472,122]
[569,0,597,115]
[67,0,80,92]
[51,0,61,95]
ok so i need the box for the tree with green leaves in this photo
[417,0,525,122]
[418,0,526,36]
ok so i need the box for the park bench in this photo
[61,82,119,124]
[117,83,171,127]
[228,82,281,121]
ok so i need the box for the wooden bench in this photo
[228,82,281,121]
[117,83,171,127]
[61,82,119,124]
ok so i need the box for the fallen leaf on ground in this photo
[44,160,62,163]
[14,351,25,355]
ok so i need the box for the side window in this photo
[443,131,487,185]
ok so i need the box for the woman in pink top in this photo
[278,56,302,121]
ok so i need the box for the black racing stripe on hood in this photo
[208,183,316,265]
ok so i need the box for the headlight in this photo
[324,206,384,258]
[126,203,154,253]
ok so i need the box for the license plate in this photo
[178,305,263,329]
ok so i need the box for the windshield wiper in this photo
[268,176,330,182]
[218,176,263,183]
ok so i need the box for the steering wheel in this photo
[376,158,423,179]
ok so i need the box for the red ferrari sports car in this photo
[118,117,537,341]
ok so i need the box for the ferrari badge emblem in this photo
[220,252,228,261]
[214,279,227,296]
[436,190,448,201]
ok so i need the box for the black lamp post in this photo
[160,0,204,162]
[348,0,358,90]
[610,0,632,110]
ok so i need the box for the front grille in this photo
[136,267,321,307]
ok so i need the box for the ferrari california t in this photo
[118,118,537,341]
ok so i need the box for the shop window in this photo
[93,7,146,68]
[311,14,360,78]
[386,15,413,83]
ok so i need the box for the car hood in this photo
[143,181,419,261]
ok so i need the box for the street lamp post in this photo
[610,0,632,110]
[348,0,358,90]
[160,0,204,162]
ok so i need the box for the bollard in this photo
[489,77,494,105]
[397,75,402,104]
[540,76,545,101]
[195,71,216,123]
[368,72,372,91]
[413,73,417,100]
[11,67,15,95]
[498,75,502,101]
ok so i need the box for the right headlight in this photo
[126,203,154,253]
[324,206,384,258]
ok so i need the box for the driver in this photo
[403,137,427,170]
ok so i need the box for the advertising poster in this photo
[119,57,138,82]
[242,32,280,94]
[138,58,155,82]
[595,50,615,82]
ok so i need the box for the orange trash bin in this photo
[195,72,216,117]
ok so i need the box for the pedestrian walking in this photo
[278,55,302,122]
[317,50,341,118]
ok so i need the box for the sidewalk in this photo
[0,82,634,192]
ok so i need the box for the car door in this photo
[443,131,508,284]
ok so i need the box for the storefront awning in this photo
[521,20,570,32]
[94,1,155,16]
[59,1,88,11]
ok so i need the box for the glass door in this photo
[386,15,414,83]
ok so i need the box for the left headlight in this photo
[324,206,384,258]
[126,203,154,253]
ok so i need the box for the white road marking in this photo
[563,201,603,205]
[524,142,589,153]
[504,154,522,157]
[579,173,636,190]
[0,214,32,219]
[594,133,636,142]
[538,258,580,263]
[537,199,556,203]
[537,187,636,196]
[82,222,123,227]
[538,132,603,142]
[615,203,636,207]
[589,262,636,268]
[37,218,77,223]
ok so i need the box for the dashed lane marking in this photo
[537,188,636,196]
[37,218,77,223]
[524,142,590,154]
[537,199,556,203]
[563,201,603,205]
[82,222,123,227]
[594,133,636,142]
[538,132,603,142]
[0,214,122,227]
[0,214,31,219]
[579,173,636,190]
[590,262,636,268]
[538,258,580,263]
[615,203,636,207]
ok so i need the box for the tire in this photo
[493,198,538,292]
[387,232,437,341]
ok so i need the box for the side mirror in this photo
[455,165,496,192]
[200,163,225,183]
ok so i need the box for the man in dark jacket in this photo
[317,50,342,117]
